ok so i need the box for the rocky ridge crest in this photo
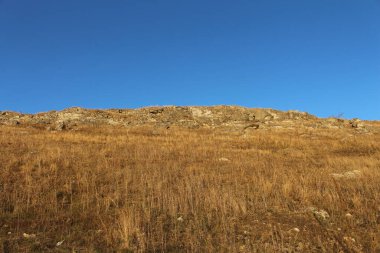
[0,106,377,133]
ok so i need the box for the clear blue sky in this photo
[1,0,379,119]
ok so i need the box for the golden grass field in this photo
[0,124,379,252]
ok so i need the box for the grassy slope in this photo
[0,125,379,252]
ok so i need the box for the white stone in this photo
[292,228,300,233]
[218,157,230,162]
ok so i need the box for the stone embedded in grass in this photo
[177,216,184,222]
[23,233,36,239]
[218,157,230,162]
[331,170,362,179]
[314,210,330,221]
[343,236,356,243]
[345,213,353,219]
[307,207,330,223]
[292,227,300,233]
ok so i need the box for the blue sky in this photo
[1,0,379,119]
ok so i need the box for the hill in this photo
[0,106,379,252]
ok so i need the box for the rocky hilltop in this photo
[0,106,377,133]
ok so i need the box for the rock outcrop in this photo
[0,106,377,133]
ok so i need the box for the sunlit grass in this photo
[0,125,379,252]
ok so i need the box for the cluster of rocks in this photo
[0,106,376,132]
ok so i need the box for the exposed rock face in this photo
[0,106,377,133]
[349,118,364,129]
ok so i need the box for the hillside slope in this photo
[0,106,379,252]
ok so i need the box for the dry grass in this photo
[0,125,379,252]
